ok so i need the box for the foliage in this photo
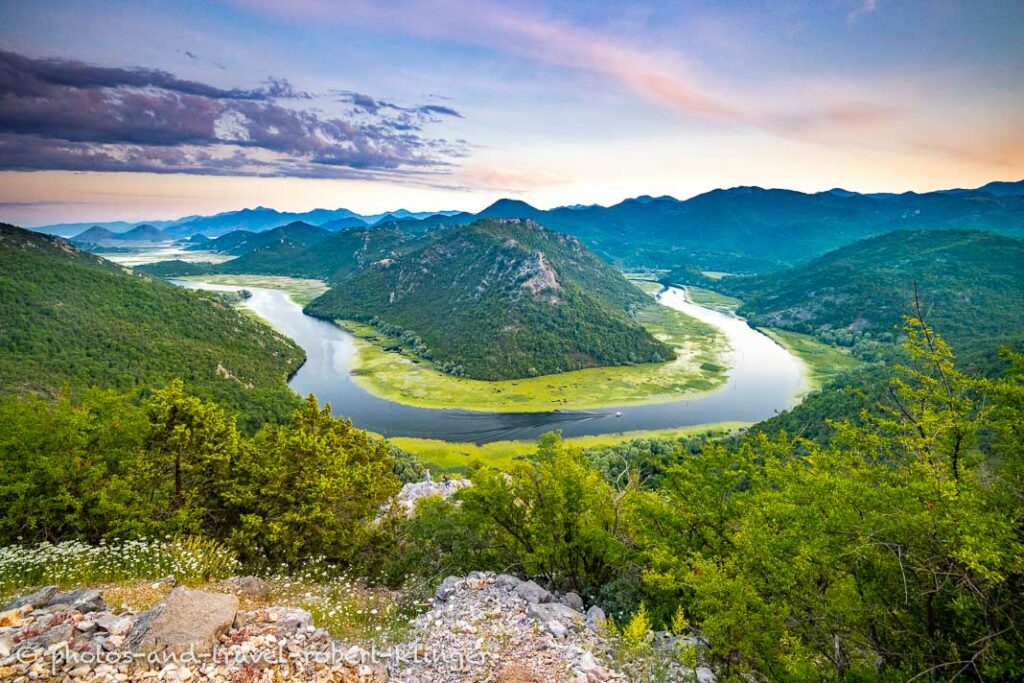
[0,223,304,429]
[720,230,1024,352]
[0,385,401,568]
[306,219,675,380]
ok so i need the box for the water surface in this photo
[174,281,806,442]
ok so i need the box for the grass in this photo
[630,279,664,295]
[685,286,742,312]
[0,540,423,645]
[763,328,864,390]
[392,422,749,473]
[178,274,328,306]
[701,271,731,280]
[339,299,728,413]
[0,537,240,601]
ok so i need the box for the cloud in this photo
[847,0,879,24]
[0,50,465,178]
[236,0,736,121]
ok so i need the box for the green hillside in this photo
[0,224,304,428]
[188,221,330,256]
[306,219,675,380]
[723,230,1024,349]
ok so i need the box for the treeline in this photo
[0,382,422,565]
[0,224,304,430]
[387,320,1024,681]
[2,321,1021,680]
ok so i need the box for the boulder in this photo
[515,580,553,604]
[527,602,583,626]
[696,666,717,683]
[1,585,57,611]
[561,591,584,612]
[435,576,463,603]
[96,613,134,635]
[494,574,521,590]
[127,587,238,656]
[585,605,606,632]
[224,575,271,598]
[49,588,105,613]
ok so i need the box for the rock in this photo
[0,607,23,628]
[21,623,73,650]
[546,619,567,638]
[528,602,582,627]
[696,666,717,683]
[224,575,271,598]
[271,607,312,634]
[96,613,134,635]
[0,633,13,657]
[516,580,553,604]
[561,591,584,612]
[585,605,606,632]
[49,588,105,613]
[435,576,463,602]
[494,574,521,589]
[1,586,57,611]
[394,477,472,515]
[126,587,238,656]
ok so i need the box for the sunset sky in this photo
[1,0,1022,225]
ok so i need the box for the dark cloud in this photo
[0,51,464,178]
[336,90,463,120]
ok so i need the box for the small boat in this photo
[615,411,623,417]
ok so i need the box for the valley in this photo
[171,275,811,442]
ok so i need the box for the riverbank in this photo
[390,422,749,473]
[338,295,729,413]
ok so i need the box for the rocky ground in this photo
[0,573,715,682]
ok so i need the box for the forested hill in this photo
[187,221,330,256]
[720,230,1024,349]
[305,218,675,380]
[0,223,304,428]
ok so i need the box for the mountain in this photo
[320,216,370,231]
[219,227,411,282]
[305,218,674,380]
[476,199,545,220]
[117,223,168,241]
[71,226,117,243]
[165,207,360,238]
[29,218,185,238]
[973,179,1024,197]
[192,221,330,256]
[722,230,1024,349]
[0,224,303,426]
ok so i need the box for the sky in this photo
[1,0,1022,225]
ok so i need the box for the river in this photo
[174,281,806,442]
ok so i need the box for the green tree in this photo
[228,395,401,565]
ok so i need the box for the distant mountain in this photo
[723,230,1024,349]
[166,207,360,238]
[973,179,1024,197]
[0,223,303,425]
[305,218,674,380]
[117,224,168,242]
[320,216,370,231]
[27,177,1024,269]
[192,222,330,256]
[142,227,413,283]
[30,218,185,238]
[72,223,167,244]
[185,233,210,243]
[72,226,117,243]
[476,199,545,220]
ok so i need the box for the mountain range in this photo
[31,178,1024,271]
